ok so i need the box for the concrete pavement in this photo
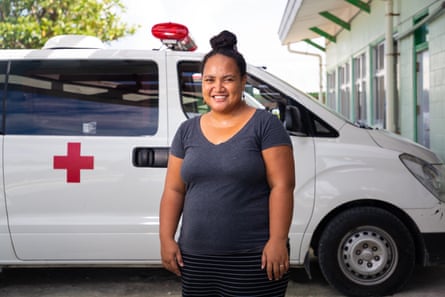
[0,263,444,296]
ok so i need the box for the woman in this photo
[159,30,295,297]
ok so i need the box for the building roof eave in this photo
[278,0,370,45]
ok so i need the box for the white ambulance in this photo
[0,23,444,297]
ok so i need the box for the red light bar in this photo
[151,23,188,41]
[151,22,197,51]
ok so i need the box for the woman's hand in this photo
[159,155,185,277]
[160,238,184,276]
[261,238,289,280]
[261,145,294,281]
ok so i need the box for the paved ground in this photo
[0,262,444,296]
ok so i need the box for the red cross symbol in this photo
[53,142,94,183]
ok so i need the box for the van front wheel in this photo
[318,207,415,297]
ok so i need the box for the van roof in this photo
[0,47,204,61]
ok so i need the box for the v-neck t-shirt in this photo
[170,109,292,254]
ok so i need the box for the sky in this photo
[110,0,324,93]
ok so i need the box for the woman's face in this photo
[202,54,246,114]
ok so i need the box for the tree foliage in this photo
[0,0,138,49]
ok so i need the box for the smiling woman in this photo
[159,30,295,297]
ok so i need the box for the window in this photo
[414,11,429,51]
[244,74,286,116]
[178,61,209,117]
[326,72,336,111]
[339,63,350,119]
[373,42,385,128]
[353,53,367,123]
[312,114,339,138]
[178,61,286,119]
[5,60,159,136]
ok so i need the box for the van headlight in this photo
[400,153,445,202]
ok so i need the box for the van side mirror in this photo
[284,105,307,136]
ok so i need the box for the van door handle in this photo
[133,147,169,168]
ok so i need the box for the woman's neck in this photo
[207,102,253,127]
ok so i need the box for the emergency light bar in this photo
[151,22,197,52]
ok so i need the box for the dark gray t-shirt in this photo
[170,109,292,254]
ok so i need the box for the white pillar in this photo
[385,0,396,132]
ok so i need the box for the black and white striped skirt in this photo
[180,251,289,297]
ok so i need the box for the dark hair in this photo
[201,30,247,77]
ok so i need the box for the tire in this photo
[317,207,415,297]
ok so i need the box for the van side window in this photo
[311,114,340,137]
[176,62,337,138]
[178,62,287,119]
[245,75,285,115]
[178,61,209,117]
[5,60,159,136]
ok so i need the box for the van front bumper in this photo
[422,233,445,265]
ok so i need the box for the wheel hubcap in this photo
[338,226,398,285]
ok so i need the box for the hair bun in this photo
[210,30,237,51]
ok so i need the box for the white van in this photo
[0,23,444,297]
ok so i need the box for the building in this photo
[279,0,445,161]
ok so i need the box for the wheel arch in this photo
[310,199,427,266]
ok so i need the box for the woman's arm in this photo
[159,154,186,276]
[261,145,295,280]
